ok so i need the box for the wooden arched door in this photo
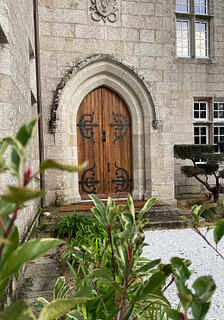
[77,86,132,199]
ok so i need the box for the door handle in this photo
[103,131,106,142]
[107,162,110,172]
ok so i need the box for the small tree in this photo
[174,144,224,202]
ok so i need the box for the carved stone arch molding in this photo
[51,55,161,204]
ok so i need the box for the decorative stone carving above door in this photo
[90,0,118,23]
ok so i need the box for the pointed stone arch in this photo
[51,55,162,204]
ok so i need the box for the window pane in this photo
[214,127,218,135]
[194,111,199,118]
[213,102,224,119]
[194,127,199,135]
[201,127,206,135]
[195,137,199,144]
[176,0,189,12]
[201,137,206,144]
[201,103,206,110]
[195,0,207,14]
[176,21,182,29]
[176,20,189,57]
[183,21,188,29]
[195,21,208,57]
[220,127,224,134]
[200,111,206,118]
[201,7,206,14]
[194,103,199,110]
[195,7,200,13]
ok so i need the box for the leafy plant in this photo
[0,118,93,320]
[38,195,216,320]
[174,144,224,202]
[54,211,115,270]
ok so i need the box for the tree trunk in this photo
[212,188,220,203]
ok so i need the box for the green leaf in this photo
[54,276,65,299]
[72,247,95,264]
[139,290,170,307]
[178,292,193,311]
[122,212,134,230]
[138,198,159,220]
[127,194,135,219]
[108,206,118,225]
[35,297,49,311]
[122,305,134,320]
[0,157,8,174]
[0,218,19,271]
[116,204,127,215]
[60,285,73,299]
[214,219,224,245]
[92,268,126,295]
[191,300,211,320]
[120,229,130,243]
[106,197,115,215]
[67,262,83,289]
[171,257,191,284]
[166,309,184,320]
[91,207,105,226]
[66,310,85,320]
[130,272,166,304]
[0,199,25,218]
[40,160,87,172]
[0,140,8,157]
[10,118,38,179]
[38,286,93,320]
[135,259,161,274]
[104,308,120,320]
[16,117,38,145]
[89,194,106,222]
[0,238,64,298]
[2,136,26,179]
[0,236,11,245]
[34,301,46,311]
[192,276,216,303]
[0,300,36,320]
[1,187,46,205]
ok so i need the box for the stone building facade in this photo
[38,0,224,206]
[1,0,224,229]
[0,0,39,238]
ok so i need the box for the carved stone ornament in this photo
[152,120,163,130]
[90,0,118,23]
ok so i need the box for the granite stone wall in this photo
[0,0,39,239]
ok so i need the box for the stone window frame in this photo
[213,101,224,153]
[194,125,209,145]
[175,0,212,58]
[193,98,224,153]
[193,99,212,145]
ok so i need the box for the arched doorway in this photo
[77,86,132,199]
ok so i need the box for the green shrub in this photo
[37,195,216,320]
[0,118,92,320]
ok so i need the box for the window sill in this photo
[193,120,212,124]
[174,57,215,64]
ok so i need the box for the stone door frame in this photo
[51,55,161,204]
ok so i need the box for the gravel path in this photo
[142,228,224,320]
